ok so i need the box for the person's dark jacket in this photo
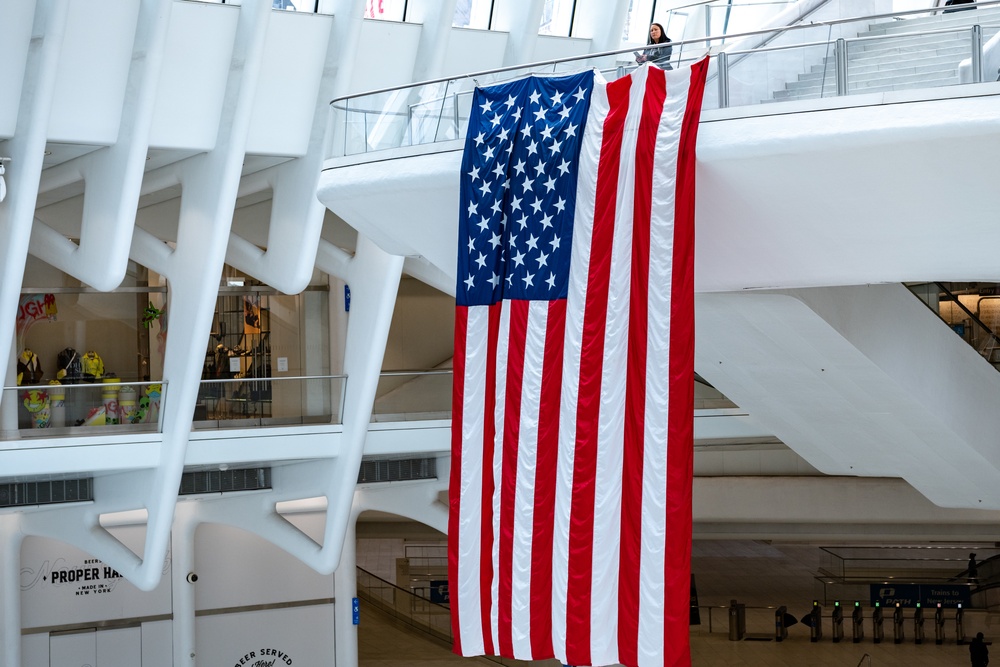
[637,39,673,69]
[970,636,989,667]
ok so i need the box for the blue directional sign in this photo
[352,596,360,625]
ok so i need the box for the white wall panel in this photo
[50,631,96,667]
[0,1,35,139]
[441,29,509,77]
[531,35,593,63]
[141,621,173,667]
[148,2,238,150]
[350,21,422,93]
[195,605,335,667]
[246,12,334,156]
[47,0,139,144]
[96,626,141,666]
[21,633,48,667]
[193,522,334,611]
[20,529,171,630]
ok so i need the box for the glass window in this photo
[623,0,657,43]
[539,0,576,36]
[365,0,407,21]
[453,0,494,29]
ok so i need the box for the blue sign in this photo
[430,580,450,604]
[870,583,970,608]
[344,285,351,312]
[352,596,360,625]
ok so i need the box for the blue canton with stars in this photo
[457,71,594,307]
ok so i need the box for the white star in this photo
[489,272,500,288]
[533,106,547,122]
[518,214,529,230]
[464,274,475,290]
[475,252,487,269]
[533,161,546,177]
[509,234,518,248]
[490,114,502,128]
[554,197,566,213]
[539,212,553,230]
[512,106,523,121]
[505,143,514,156]
[493,162,505,179]
[521,174,535,191]
[498,126,511,143]
[480,99,493,114]
[474,132,485,146]
[512,250,526,268]
[510,195,523,211]
[573,87,586,103]
[513,159,526,176]
[530,197,543,214]
[504,94,517,108]
[484,145,496,160]
[522,272,534,288]
[526,140,538,156]
[558,105,572,120]
[546,273,557,289]
[467,201,478,216]
[557,159,571,176]
[526,234,539,251]
[565,123,578,138]
[552,90,563,106]
[529,90,541,106]
[520,124,532,140]
[479,180,491,196]
[544,176,557,193]
[491,199,503,215]
[469,165,480,181]
[507,274,514,287]
[478,216,490,232]
[536,250,549,268]
[489,232,501,249]
[550,235,561,250]
[549,138,562,155]
[540,124,554,140]
[468,237,476,252]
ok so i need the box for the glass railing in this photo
[192,375,345,430]
[330,1,1000,157]
[356,566,453,643]
[372,370,453,422]
[1,380,165,439]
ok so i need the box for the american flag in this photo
[450,60,708,667]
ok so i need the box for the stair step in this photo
[773,76,960,99]
[860,7,1000,35]
[792,65,957,87]
[810,51,983,74]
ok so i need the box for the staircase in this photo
[772,7,1000,101]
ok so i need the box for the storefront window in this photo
[539,0,577,35]
[453,0,494,29]
[364,0,407,21]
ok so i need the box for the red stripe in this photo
[480,302,503,655]
[565,73,633,666]
[498,300,529,657]
[664,59,708,667]
[449,305,469,655]
[528,300,565,659]
[618,67,667,667]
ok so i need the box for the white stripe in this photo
[491,302,511,653]
[510,301,548,658]
[457,307,490,655]
[553,75,609,663]
[590,64,654,667]
[637,65,691,667]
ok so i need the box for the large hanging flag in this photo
[450,60,709,667]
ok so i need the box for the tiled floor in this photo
[358,537,996,666]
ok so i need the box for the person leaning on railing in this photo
[635,22,673,70]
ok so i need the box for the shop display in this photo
[17,348,43,386]
[201,291,272,420]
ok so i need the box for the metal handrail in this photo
[4,379,164,392]
[330,0,1000,108]
[855,654,872,667]
[198,373,347,385]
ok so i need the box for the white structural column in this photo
[28,0,174,292]
[0,514,25,667]
[406,0,461,83]
[22,0,274,593]
[333,499,361,667]
[171,502,200,667]
[225,14,338,296]
[570,0,630,54]
[0,0,69,413]
[492,0,547,66]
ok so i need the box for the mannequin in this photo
[81,350,105,380]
